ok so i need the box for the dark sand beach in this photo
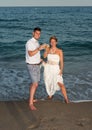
[0,100,92,130]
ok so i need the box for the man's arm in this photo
[28,48,39,57]
[28,45,45,57]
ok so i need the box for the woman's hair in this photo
[49,36,58,43]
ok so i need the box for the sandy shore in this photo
[0,100,92,130]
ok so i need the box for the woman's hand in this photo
[40,58,43,62]
[43,44,50,58]
[58,70,62,75]
[45,44,50,51]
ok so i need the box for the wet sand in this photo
[0,100,92,130]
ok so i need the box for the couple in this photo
[25,27,69,110]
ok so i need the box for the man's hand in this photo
[39,44,46,50]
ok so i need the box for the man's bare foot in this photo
[29,104,37,110]
[33,99,38,103]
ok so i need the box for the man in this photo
[25,27,45,110]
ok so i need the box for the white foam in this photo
[0,67,92,101]
[71,100,92,103]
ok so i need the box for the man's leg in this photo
[29,82,38,110]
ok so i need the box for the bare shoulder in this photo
[57,48,63,55]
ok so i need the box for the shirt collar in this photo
[32,37,38,42]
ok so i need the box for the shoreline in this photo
[0,100,92,130]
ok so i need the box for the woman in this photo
[43,36,69,103]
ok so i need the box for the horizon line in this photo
[0,5,92,7]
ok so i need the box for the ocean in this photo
[0,6,92,102]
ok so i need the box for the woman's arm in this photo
[43,46,50,58]
[59,49,64,75]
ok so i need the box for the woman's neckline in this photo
[48,53,59,56]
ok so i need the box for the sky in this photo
[0,0,92,6]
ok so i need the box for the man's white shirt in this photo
[25,37,41,64]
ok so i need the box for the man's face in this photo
[33,30,41,40]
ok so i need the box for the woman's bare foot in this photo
[29,104,37,110]
[47,95,53,100]
[65,99,70,104]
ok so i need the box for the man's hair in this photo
[33,27,41,32]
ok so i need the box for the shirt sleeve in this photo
[26,41,35,51]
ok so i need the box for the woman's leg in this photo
[58,82,69,103]
[47,95,53,99]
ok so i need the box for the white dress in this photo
[43,54,64,96]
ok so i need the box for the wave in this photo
[71,100,92,103]
[0,40,25,45]
[0,40,25,61]
[0,66,92,101]
[61,41,92,50]
[0,54,24,62]
[0,25,32,30]
[0,18,20,22]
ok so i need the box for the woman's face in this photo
[50,39,57,47]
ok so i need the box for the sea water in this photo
[0,6,92,102]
